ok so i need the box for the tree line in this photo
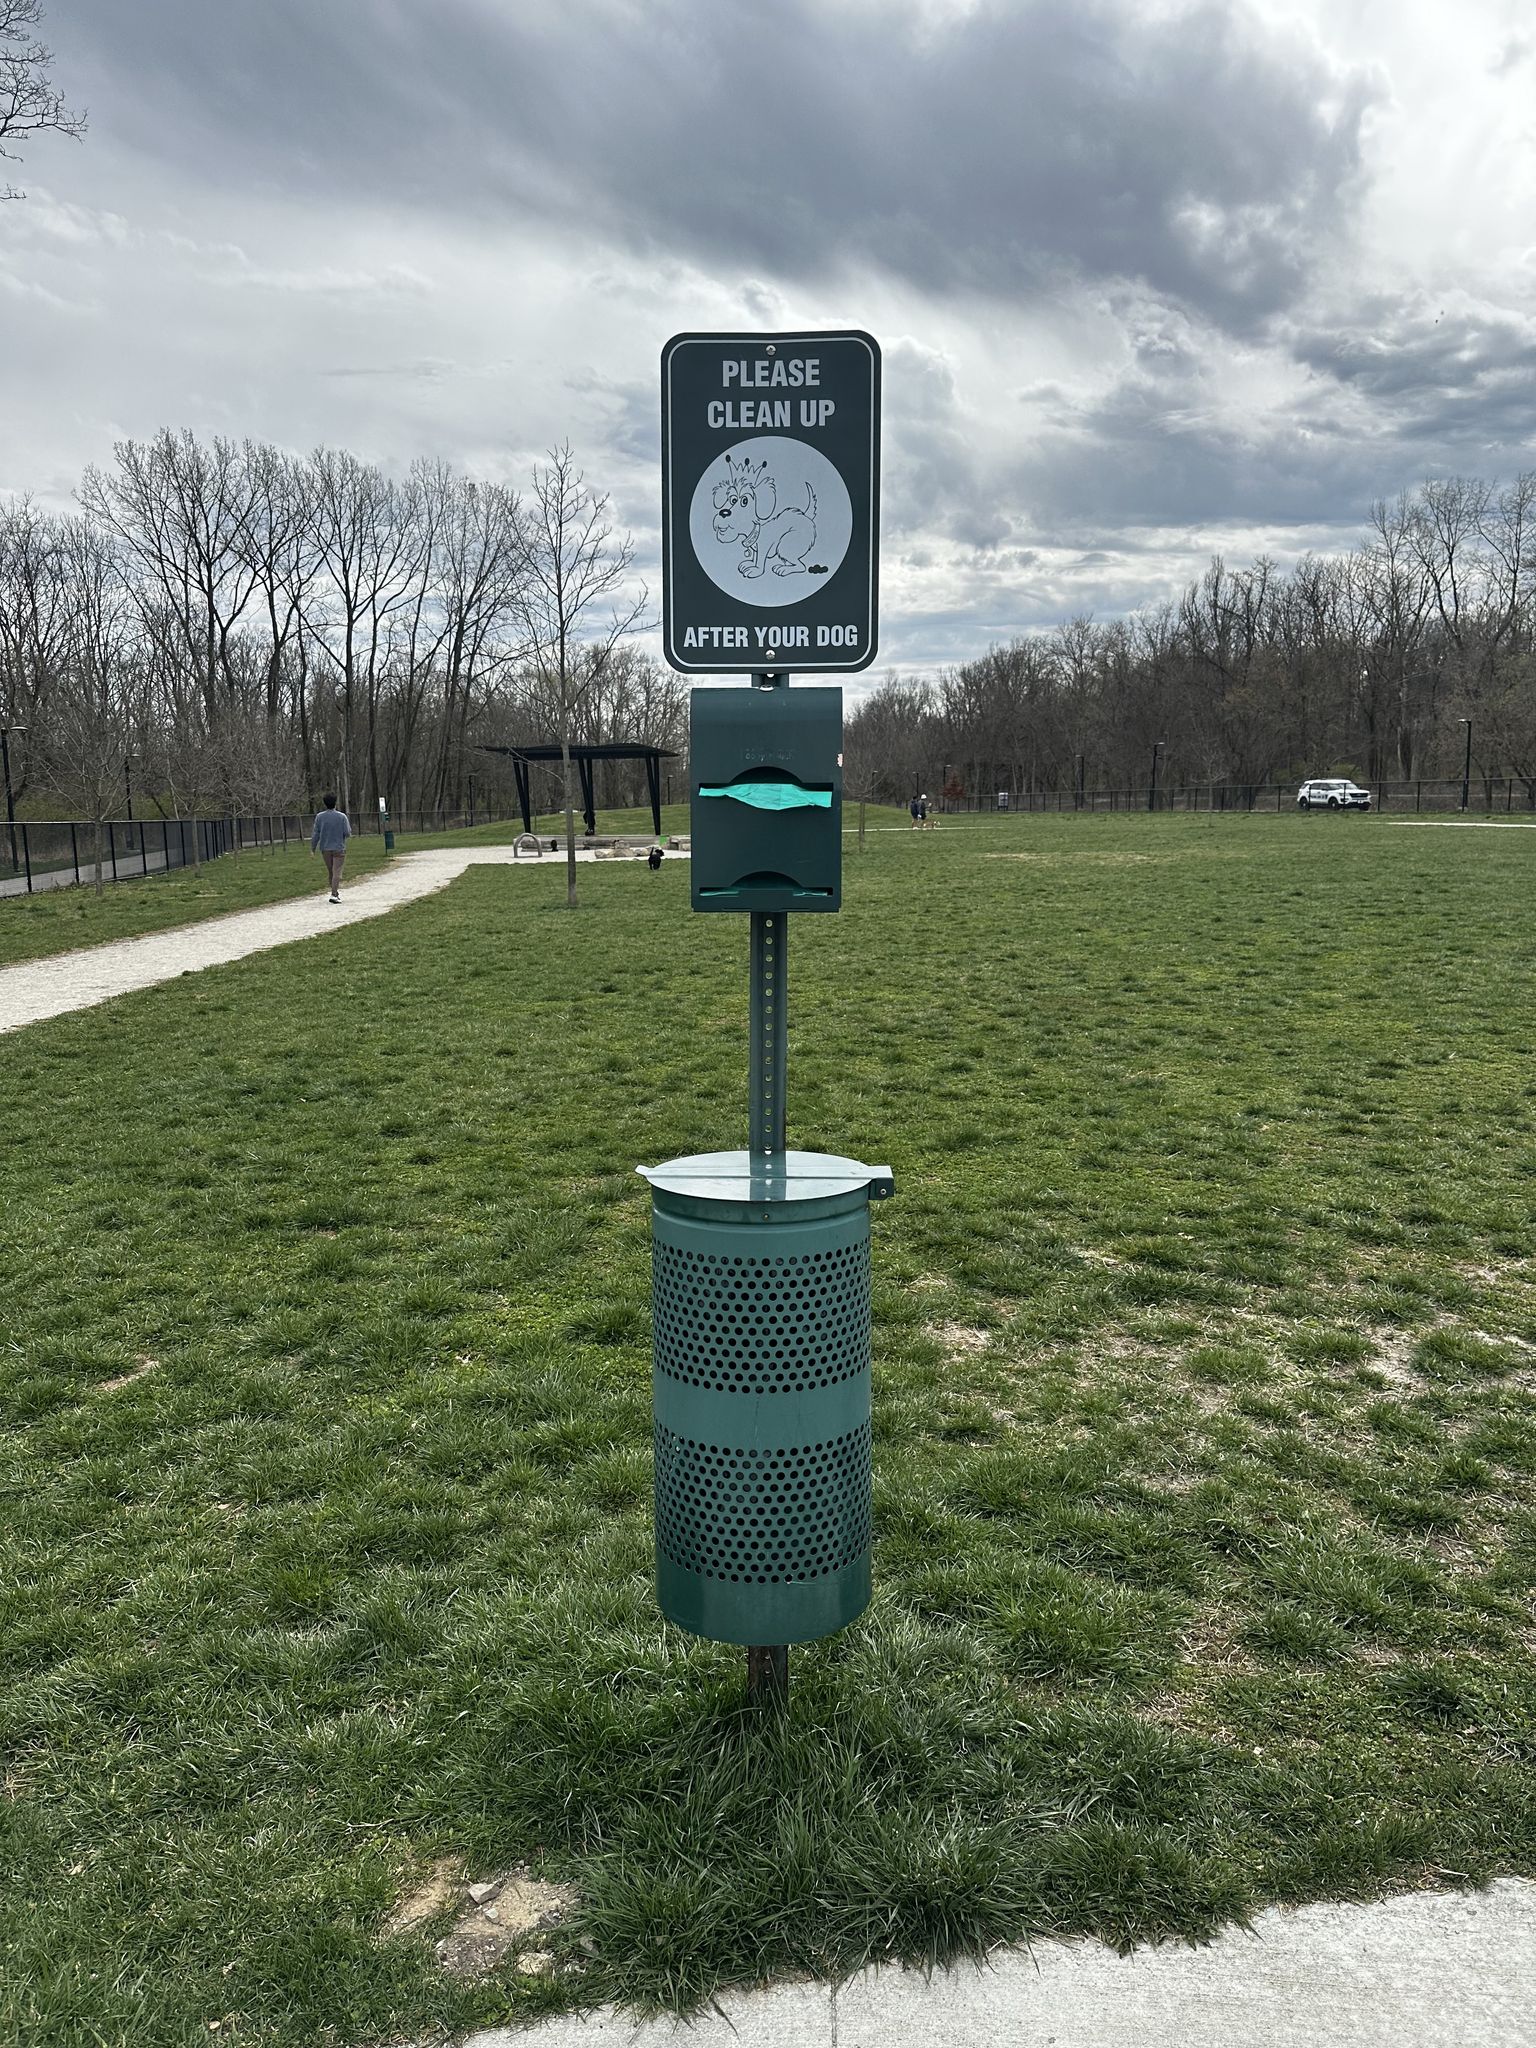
[845,475,1536,806]
[8,444,1535,871]
[1,434,679,891]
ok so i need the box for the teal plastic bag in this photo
[698,781,832,812]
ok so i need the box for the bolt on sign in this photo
[661,331,881,673]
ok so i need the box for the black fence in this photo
[0,814,305,897]
[371,805,518,835]
[0,803,533,900]
[933,777,1536,816]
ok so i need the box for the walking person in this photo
[910,794,922,830]
[310,793,352,903]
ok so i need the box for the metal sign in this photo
[661,330,880,674]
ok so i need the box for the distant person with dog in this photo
[910,795,922,829]
[310,793,352,903]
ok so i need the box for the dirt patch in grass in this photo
[932,1320,991,1357]
[1454,1257,1535,1285]
[381,1855,465,1939]
[433,1872,578,1981]
[94,1356,159,1394]
[1364,1327,1425,1389]
[382,1858,577,1981]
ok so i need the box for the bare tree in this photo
[0,0,84,199]
[79,432,261,730]
[0,499,72,798]
[41,523,130,895]
[519,445,649,907]
[425,473,527,817]
[842,669,915,847]
[300,448,426,815]
[233,444,314,725]
[207,702,304,840]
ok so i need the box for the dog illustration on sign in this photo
[712,451,826,580]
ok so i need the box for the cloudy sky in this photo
[2,0,1534,675]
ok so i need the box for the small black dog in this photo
[647,845,664,871]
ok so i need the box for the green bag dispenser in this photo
[691,685,842,912]
[640,1150,893,1644]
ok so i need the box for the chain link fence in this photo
[0,803,530,899]
[0,815,305,897]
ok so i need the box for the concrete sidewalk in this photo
[0,845,684,1034]
[458,1880,1536,2048]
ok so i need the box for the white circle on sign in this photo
[689,436,853,608]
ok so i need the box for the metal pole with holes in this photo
[749,909,788,1166]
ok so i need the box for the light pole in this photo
[1458,718,1473,812]
[0,723,25,874]
[1148,739,1164,813]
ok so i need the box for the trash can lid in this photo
[638,1148,894,1203]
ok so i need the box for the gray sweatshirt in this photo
[310,808,352,852]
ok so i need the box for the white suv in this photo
[1297,778,1371,810]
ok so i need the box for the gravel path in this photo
[0,846,679,1035]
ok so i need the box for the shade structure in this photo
[476,743,679,837]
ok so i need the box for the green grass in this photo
[403,801,915,848]
[402,803,689,850]
[1,810,1534,2045]
[0,838,391,969]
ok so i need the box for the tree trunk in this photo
[858,797,866,851]
[93,816,105,898]
[296,641,313,798]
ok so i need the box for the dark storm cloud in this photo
[1293,302,1536,450]
[60,0,1371,329]
[881,339,999,545]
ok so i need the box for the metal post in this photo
[749,909,788,1166]
[1148,741,1162,813]
[747,666,791,1700]
[746,1644,788,1704]
[1460,719,1473,811]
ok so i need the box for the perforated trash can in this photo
[637,1149,894,1646]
